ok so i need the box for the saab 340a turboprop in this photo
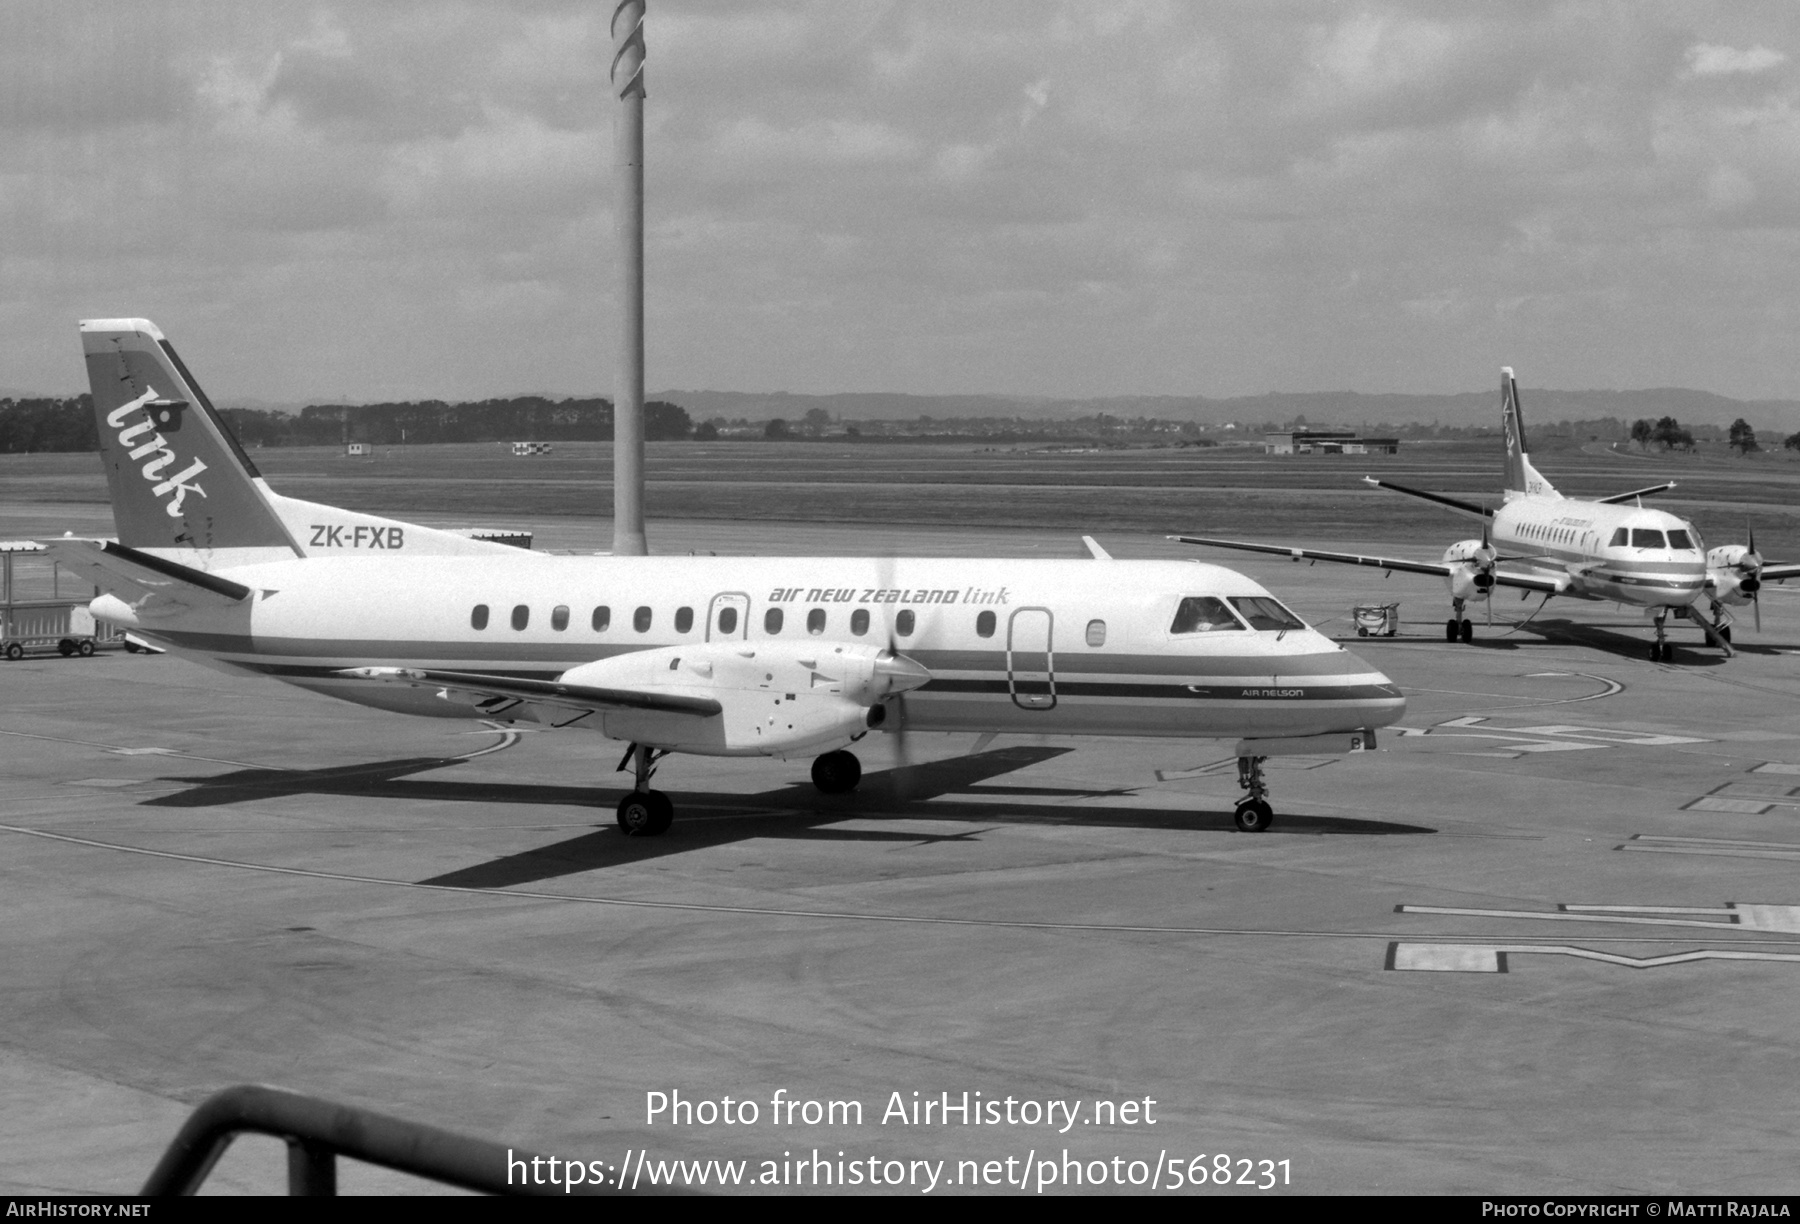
[46,319,1404,834]
[1176,369,1799,663]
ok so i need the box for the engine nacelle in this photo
[1442,540,1494,602]
[1706,544,1759,604]
[559,640,930,758]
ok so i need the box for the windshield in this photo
[1169,596,1245,633]
[1228,596,1306,631]
[1631,529,1667,549]
[1666,529,1695,551]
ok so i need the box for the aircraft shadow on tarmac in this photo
[140,745,1435,889]
[1380,617,1796,664]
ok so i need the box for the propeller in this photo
[1745,522,1763,634]
[1474,513,1497,625]
[876,551,919,794]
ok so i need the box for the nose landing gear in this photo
[1445,598,1474,644]
[1234,755,1274,832]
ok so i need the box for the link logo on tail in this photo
[1500,366,1558,500]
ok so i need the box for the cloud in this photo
[1685,43,1788,78]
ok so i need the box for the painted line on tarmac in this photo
[7,820,1800,944]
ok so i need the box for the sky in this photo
[5,1,1800,403]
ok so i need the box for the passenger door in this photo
[1007,607,1055,710]
[707,592,751,641]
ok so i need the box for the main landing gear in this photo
[1443,598,1473,645]
[615,743,673,836]
[811,749,862,794]
[1234,756,1274,833]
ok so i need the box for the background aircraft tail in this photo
[1500,367,1560,500]
[82,319,301,554]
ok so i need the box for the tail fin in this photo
[81,319,301,555]
[1500,367,1559,500]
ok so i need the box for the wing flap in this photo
[336,667,723,718]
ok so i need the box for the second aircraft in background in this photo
[1175,369,1798,663]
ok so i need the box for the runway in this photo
[4,518,1800,1194]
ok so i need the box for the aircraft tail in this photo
[1500,367,1559,500]
[81,319,301,555]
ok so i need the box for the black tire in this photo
[1720,626,1732,644]
[811,750,862,794]
[4,642,21,661]
[77,640,95,657]
[57,639,74,657]
[122,640,140,653]
[1661,641,1676,664]
[1233,799,1274,833]
[616,790,672,836]
[1445,618,1459,642]
[1357,627,1368,637]
[1649,641,1662,662]
[1459,619,1474,645]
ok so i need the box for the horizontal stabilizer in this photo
[336,667,723,718]
[42,538,252,607]
[1595,482,1676,505]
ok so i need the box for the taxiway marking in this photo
[1619,834,1800,863]
[1387,943,1800,973]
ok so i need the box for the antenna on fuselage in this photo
[610,1,649,556]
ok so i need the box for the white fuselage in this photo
[1473,496,1707,607]
[121,552,1406,744]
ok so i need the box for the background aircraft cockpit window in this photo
[850,609,869,635]
[976,610,996,637]
[551,605,569,631]
[718,607,738,634]
[1631,528,1667,549]
[807,608,826,635]
[1667,529,1695,550]
[764,607,783,634]
[1085,619,1106,647]
[1227,596,1305,631]
[1610,528,1628,547]
[1169,596,1243,633]
[633,605,652,632]
[470,604,489,630]
[674,607,694,633]
[895,609,915,636]
[592,606,610,632]
[511,604,530,631]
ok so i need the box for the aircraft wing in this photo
[335,667,723,718]
[1595,482,1676,504]
[1758,562,1800,584]
[41,539,251,608]
[1360,478,1492,521]
[1170,535,1572,595]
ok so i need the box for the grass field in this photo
[5,437,1799,555]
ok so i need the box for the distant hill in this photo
[659,387,1800,433]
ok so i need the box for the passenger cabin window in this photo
[634,606,652,632]
[1169,596,1243,634]
[675,607,694,633]
[1667,529,1695,550]
[807,608,826,635]
[896,609,915,636]
[592,606,611,631]
[551,605,569,631]
[471,604,489,630]
[850,609,869,635]
[511,604,529,631]
[1631,529,1667,549]
[976,610,996,638]
[718,607,738,634]
[1228,596,1305,632]
[1085,619,1106,647]
[1609,528,1628,547]
[765,608,784,634]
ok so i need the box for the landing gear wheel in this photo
[77,640,94,658]
[122,640,140,654]
[616,789,674,836]
[1233,799,1274,833]
[811,750,862,794]
[1660,641,1675,663]
[4,642,22,661]
[1458,619,1474,645]
[57,639,74,657]
[1720,626,1732,644]
[1444,618,1459,642]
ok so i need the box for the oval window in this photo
[551,605,569,631]
[675,606,694,633]
[807,608,826,635]
[850,608,869,635]
[511,604,529,631]
[471,604,489,630]
[976,610,996,638]
[764,607,784,634]
[896,609,915,636]
[634,606,652,632]
[718,607,738,634]
[592,605,611,631]
[1085,619,1106,647]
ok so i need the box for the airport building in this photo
[1263,429,1400,455]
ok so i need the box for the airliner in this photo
[1176,369,1798,662]
[44,319,1404,835]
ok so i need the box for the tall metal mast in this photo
[610,1,648,555]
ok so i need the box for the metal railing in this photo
[142,1085,655,1196]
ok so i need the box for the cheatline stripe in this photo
[4,822,1799,944]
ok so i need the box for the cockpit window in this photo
[1170,596,1245,633]
[1609,528,1628,547]
[1666,529,1695,550]
[1631,529,1667,549]
[1228,596,1306,631]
